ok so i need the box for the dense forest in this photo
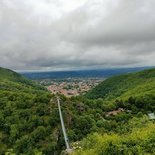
[0,67,155,154]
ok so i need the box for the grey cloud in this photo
[0,0,155,71]
[66,0,155,45]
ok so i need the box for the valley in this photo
[40,78,103,97]
[1,1,155,154]
[0,67,155,155]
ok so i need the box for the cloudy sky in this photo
[0,0,155,71]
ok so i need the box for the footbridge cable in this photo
[57,96,70,150]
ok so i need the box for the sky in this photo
[0,0,155,71]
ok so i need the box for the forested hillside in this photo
[0,67,46,91]
[0,67,155,155]
[73,68,155,155]
[86,68,155,100]
[0,67,64,154]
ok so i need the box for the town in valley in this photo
[38,78,103,97]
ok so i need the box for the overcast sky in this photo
[0,0,155,71]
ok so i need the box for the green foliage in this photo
[0,67,46,91]
[0,68,61,154]
[85,68,155,100]
[0,67,155,154]
[73,118,155,155]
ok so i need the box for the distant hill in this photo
[85,68,155,100]
[20,67,153,80]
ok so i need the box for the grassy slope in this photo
[85,68,155,100]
